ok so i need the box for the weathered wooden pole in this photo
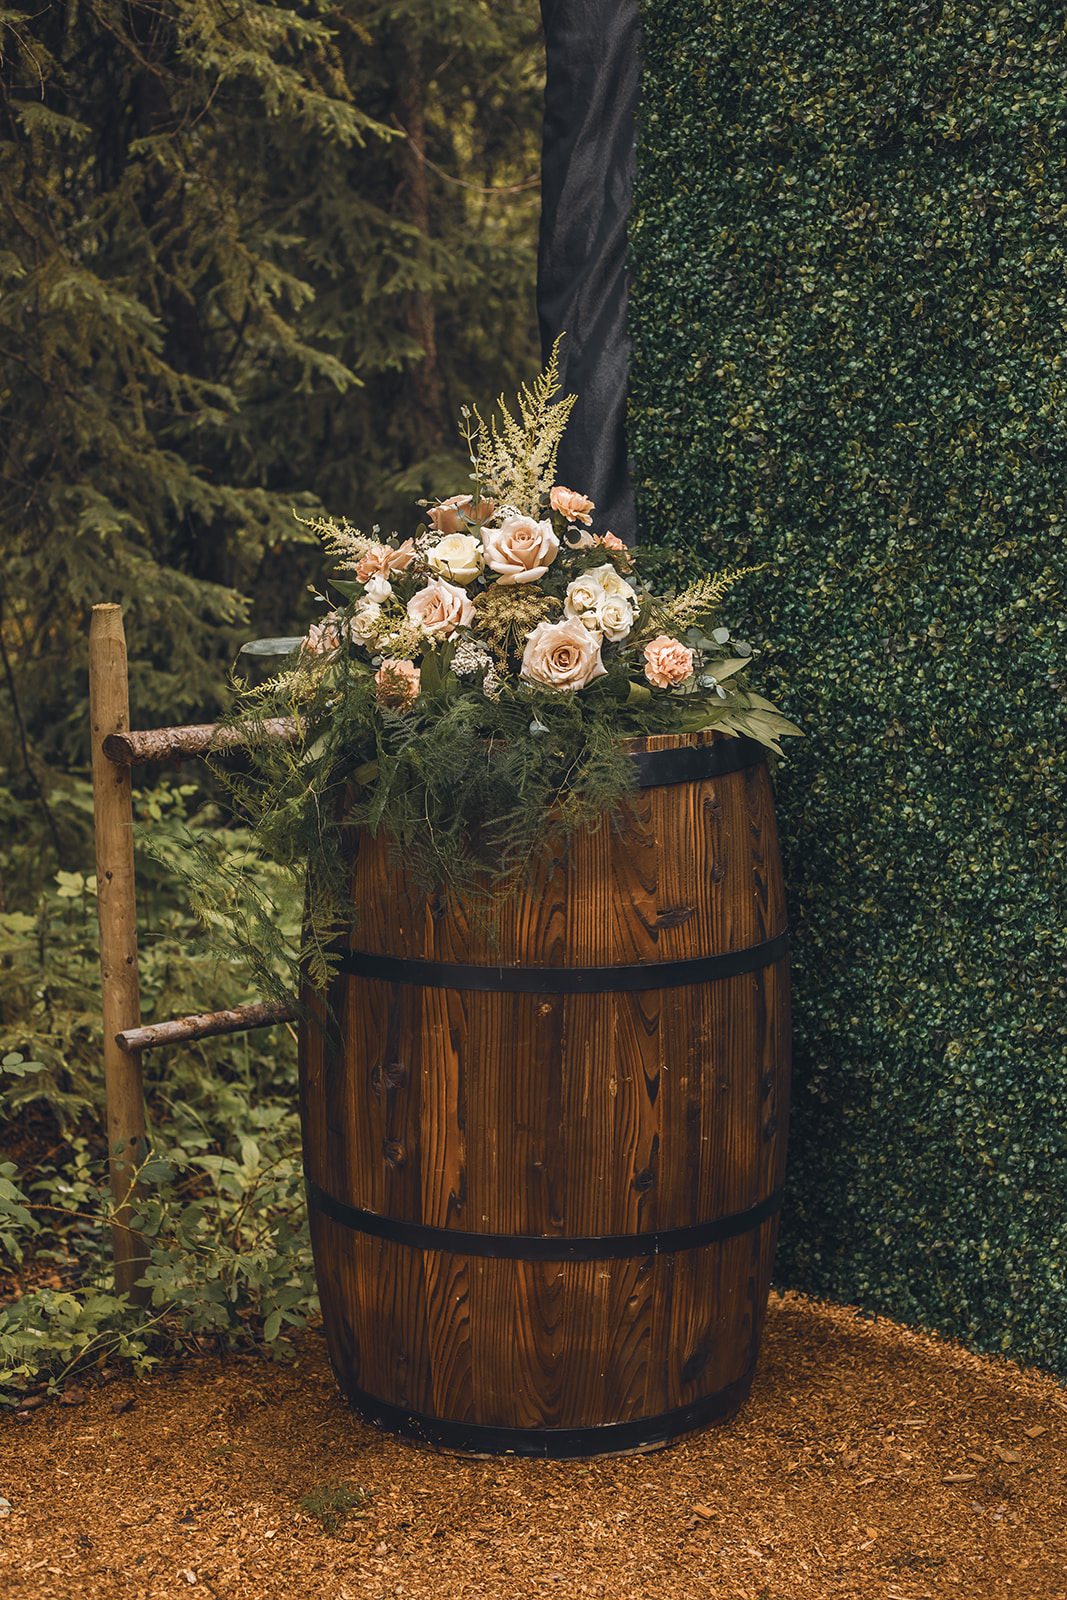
[89,604,150,1304]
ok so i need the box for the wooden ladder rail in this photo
[89,604,300,1300]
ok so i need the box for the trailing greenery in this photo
[631,0,1067,1372]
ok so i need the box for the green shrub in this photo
[632,0,1067,1369]
[0,780,313,1401]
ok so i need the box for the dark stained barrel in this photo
[299,731,790,1457]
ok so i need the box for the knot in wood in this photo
[382,1139,406,1169]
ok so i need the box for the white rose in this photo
[585,562,637,603]
[481,516,560,585]
[520,617,607,691]
[343,600,382,644]
[564,574,606,621]
[427,532,483,586]
[363,573,393,604]
[596,593,634,642]
[406,577,476,638]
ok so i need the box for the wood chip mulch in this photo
[2,1289,1065,1599]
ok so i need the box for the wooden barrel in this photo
[299,731,790,1457]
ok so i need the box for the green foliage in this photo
[0,782,312,1402]
[299,1482,373,1536]
[632,0,1067,1371]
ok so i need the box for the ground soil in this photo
[2,1290,1065,1600]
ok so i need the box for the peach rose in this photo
[599,531,626,551]
[549,486,594,525]
[482,516,560,585]
[521,617,607,691]
[355,540,416,582]
[374,658,420,709]
[406,577,476,637]
[428,495,495,537]
[643,635,695,689]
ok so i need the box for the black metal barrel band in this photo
[339,1366,757,1459]
[629,735,766,788]
[337,929,788,995]
[306,1178,784,1261]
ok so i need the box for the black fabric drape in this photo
[538,0,641,543]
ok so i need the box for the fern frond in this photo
[649,565,767,636]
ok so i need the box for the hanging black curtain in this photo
[538,0,641,544]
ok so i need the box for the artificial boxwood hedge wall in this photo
[630,0,1067,1372]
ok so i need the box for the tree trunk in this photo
[393,36,444,452]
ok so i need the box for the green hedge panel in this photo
[630,0,1067,1370]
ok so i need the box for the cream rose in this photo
[343,599,382,645]
[585,562,637,603]
[427,532,483,586]
[596,593,634,642]
[549,486,595,525]
[355,540,415,582]
[643,635,695,689]
[363,572,393,604]
[428,495,494,537]
[564,573,606,624]
[406,577,476,638]
[374,658,420,709]
[482,516,560,585]
[521,617,607,691]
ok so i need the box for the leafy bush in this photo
[0,780,314,1402]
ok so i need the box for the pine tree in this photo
[0,0,543,822]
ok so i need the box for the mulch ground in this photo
[2,1289,1065,1600]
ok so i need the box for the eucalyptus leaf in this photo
[238,637,304,659]
[707,657,752,683]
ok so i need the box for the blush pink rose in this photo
[549,486,595,525]
[355,540,416,582]
[482,516,560,585]
[302,617,341,655]
[643,635,695,689]
[521,617,607,691]
[374,658,420,709]
[428,495,495,537]
[406,577,476,637]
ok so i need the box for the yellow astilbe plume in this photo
[472,338,577,515]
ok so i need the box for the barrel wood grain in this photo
[299,733,790,1452]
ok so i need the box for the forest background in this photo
[4,0,1066,1402]
[0,0,548,1390]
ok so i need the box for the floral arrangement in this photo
[218,347,800,995]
